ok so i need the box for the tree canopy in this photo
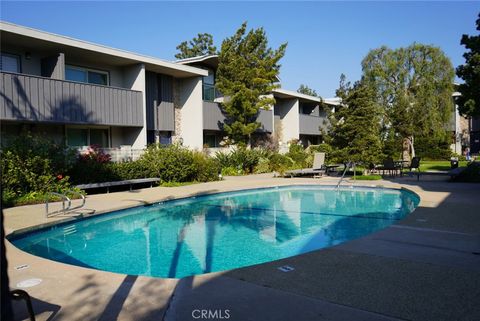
[456,13,480,117]
[216,22,287,145]
[326,75,383,165]
[175,33,217,59]
[362,43,454,159]
[297,84,318,97]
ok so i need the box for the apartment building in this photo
[1,22,337,156]
[0,21,208,156]
[177,55,274,148]
[177,55,338,149]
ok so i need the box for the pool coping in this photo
[5,183,420,242]
[4,174,480,321]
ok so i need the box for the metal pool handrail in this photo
[45,190,85,217]
[336,161,354,189]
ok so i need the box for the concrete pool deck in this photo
[4,174,480,321]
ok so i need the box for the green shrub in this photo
[214,147,265,174]
[139,144,219,183]
[111,161,150,180]
[1,133,77,207]
[254,157,272,174]
[268,153,294,175]
[221,166,244,176]
[286,142,308,168]
[69,159,119,184]
[192,152,221,182]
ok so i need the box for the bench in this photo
[408,167,465,181]
[76,178,160,193]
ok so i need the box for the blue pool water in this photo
[10,185,419,278]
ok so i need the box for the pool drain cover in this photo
[16,278,42,288]
[15,264,29,271]
[278,265,295,272]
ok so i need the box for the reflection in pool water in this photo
[10,186,419,278]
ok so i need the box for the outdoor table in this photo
[394,160,409,169]
[394,160,409,176]
[325,164,341,175]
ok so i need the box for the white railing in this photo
[102,146,145,162]
[77,145,145,162]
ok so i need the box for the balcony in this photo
[0,71,143,127]
[299,114,327,135]
[202,101,273,132]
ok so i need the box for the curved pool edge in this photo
[6,183,421,280]
[6,183,421,241]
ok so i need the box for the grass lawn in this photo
[419,160,468,172]
[352,175,383,180]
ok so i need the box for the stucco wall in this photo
[275,98,299,144]
[177,76,203,149]
[123,63,147,148]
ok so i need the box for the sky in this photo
[1,1,478,98]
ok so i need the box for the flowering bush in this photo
[79,145,111,163]
[0,133,77,207]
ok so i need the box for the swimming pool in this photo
[9,185,419,278]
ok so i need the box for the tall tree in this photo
[297,84,318,97]
[456,13,480,117]
[362,43,455,160]
[326,76,383,165]
[175,33,217,59]
[216,22,287,145]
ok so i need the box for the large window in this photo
[203,133,220,147]
[202,69,215,101]
[0,53,21,73]
[67,127,109,147]
[65,65,109,86]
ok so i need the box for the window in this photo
[0,53,20,73]
[67,127,109,147]
[203,134,218,147]
[67,128,88,147]
[202,69,215,101]
[65,65,109,86]
[90,129,109,147]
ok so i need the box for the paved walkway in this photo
[4,174,480,321]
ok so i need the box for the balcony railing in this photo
[202,101,273,132]
[299,114,327,135]
[0,71,143,126]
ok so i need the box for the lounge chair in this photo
[285,152,326,178]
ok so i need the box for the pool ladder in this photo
[336,161,356,189]
[45,190,85,218]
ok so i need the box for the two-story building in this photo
[177,55,275,148]
[1,22,339,157]
[0,21,208,157]
[177,55,338,150]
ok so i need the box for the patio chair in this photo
[410,157,421,172]
[377,158,398,176]
[285,152,326,178]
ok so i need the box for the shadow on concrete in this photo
[12,295,60,321]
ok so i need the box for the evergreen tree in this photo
[216,22,287,145]
[175,33,217,59]
[362,43,454,160]
[456,13,480,117]
[327,77,383,165]
[297,84,318,97]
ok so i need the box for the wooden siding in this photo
[0,72,143,126]
[202,101,273,132]
[299,114,327,135]
[145,71,174,131]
